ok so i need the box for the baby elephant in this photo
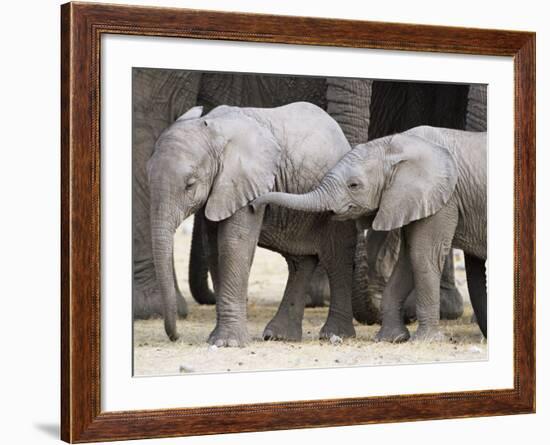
[148,102,356,345]
[253,126,487,342]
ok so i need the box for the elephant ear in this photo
[372,134,458,231]
[176,106,203,122]
[205,113,282,221]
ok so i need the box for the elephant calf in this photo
[147,102,356,345]
[254,126,487,342]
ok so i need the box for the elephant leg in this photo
[319,227,356,340]
[466,84,487,132]
[188,208,216,305]
[403,251,464,322]
[133,258,188,320]
[204,216,220,294]
[305,265,330,308]
[207,206,265,347]
[353,229,401,325]
[374,244,414,343]
[464,254,487,338]
[406,206,458,342]
[263,255,317,341]
[439,251,464,320]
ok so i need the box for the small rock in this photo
[250,351,256,355]
[238,362,244,366]
[208,345,218,352]
[330,335,343,345]
[179,365,195,373]
[334,359,340,363]
[469,346,482,353]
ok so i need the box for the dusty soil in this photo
[133,225,486,377]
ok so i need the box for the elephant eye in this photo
[185,179,196,190]
[348,182,360,190]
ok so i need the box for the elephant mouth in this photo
[331,205,376,221]
[330,205,362,221]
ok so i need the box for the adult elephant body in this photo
[148,103,356,344]
[253,126,487,341]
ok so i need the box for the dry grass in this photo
[133,226,486,377]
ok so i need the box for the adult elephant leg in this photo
[326,78,372,145]
[439,251,464,319]
[466,85,488,132]
[464,254,487,338]
[188,209,216,305]
[132,68,201,319]
[203,216,220,294]
[305,265,330,308]
[319,222,356,340]
[208,206,266,347]
[263,255,317,341]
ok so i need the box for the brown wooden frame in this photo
[61,1,536,442]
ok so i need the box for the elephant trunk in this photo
[252,187,333,213]
[150,207,183,341]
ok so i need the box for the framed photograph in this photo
[61,2,535,442]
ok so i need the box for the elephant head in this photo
[147,105,281,341]
[252,130,458,231]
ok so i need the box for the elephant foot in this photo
[411,326,445,342]
[208,323,250,348]
[375,324,410,343]
[440,286,464,320]
[263,317,302,342]
[167,331,180,342]
[319,317,356,340]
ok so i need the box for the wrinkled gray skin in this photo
[133,70,339,317]
[134,70,481,321]
[352,229,463,325]
[133,69,201,318]
[351,83,487,325]
[148,102,356,345]
[253,126,487,341]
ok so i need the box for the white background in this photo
[0,0,545,444]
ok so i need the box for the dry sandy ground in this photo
[133,226,486,377]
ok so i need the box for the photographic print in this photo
[132,68,488,377]
[62,3,534,441]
